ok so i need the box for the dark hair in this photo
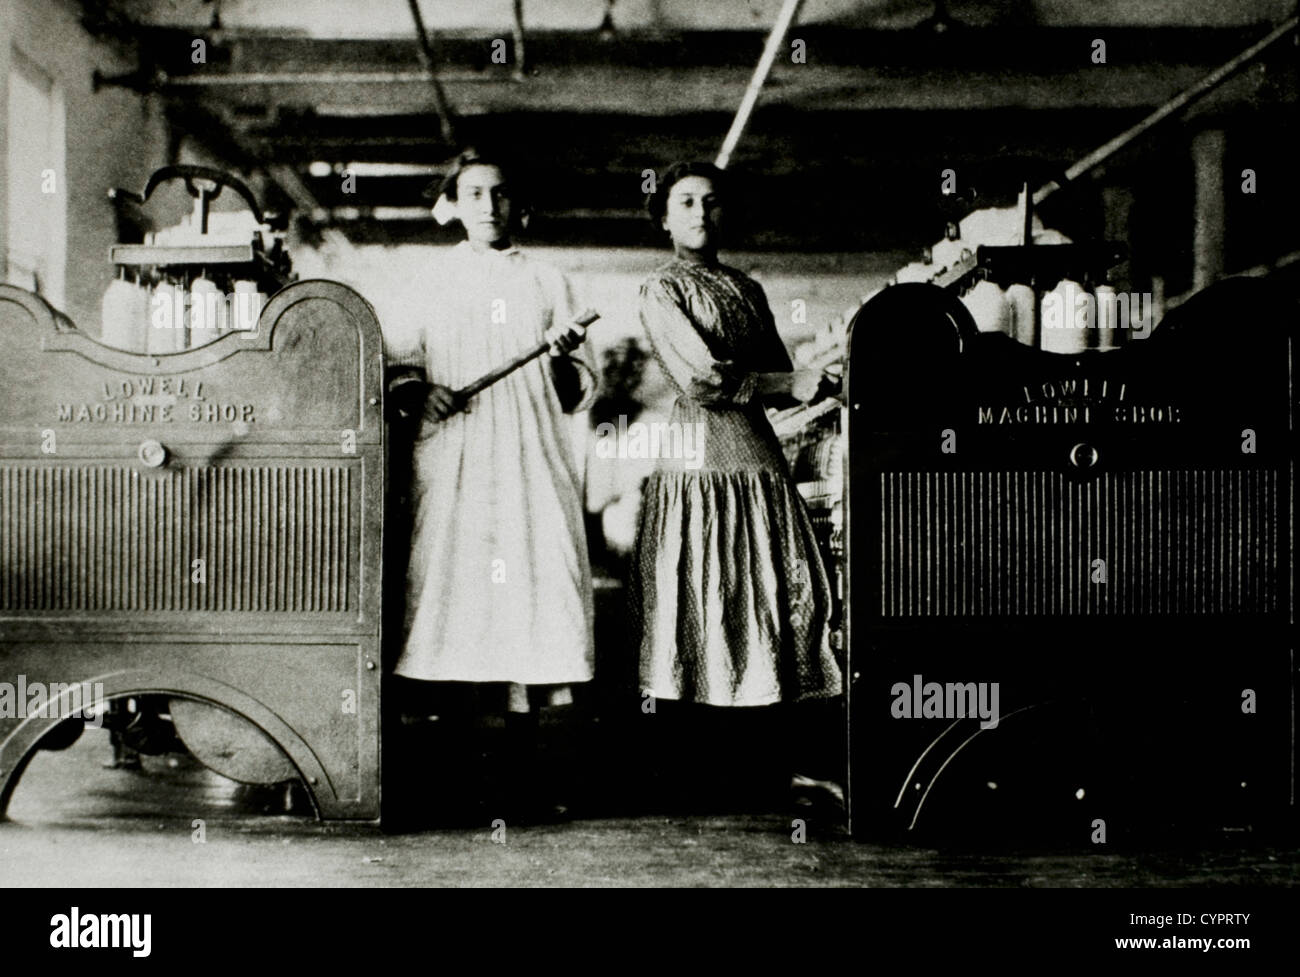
[645,161,727,224]
[424,147,523,204]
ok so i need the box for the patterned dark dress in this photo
[631,257,842,707]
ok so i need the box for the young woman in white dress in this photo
[386,149,595,821]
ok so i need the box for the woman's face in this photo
[662,175,722,252]
[450,164,512,246]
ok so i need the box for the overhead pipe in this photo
[1034,15,1299,205]
[715,0,806,170]
[158,70,486,87]
[512,0,527,80]
[406,0,458,145]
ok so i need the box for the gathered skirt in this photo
[632,466,842,707]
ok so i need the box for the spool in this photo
[232,280,263,333]
[100,270,150,353]
[148,281,187,354]
[962,280,1012,336]
[1094,285,1126,351]
[189,274,227,345]
[1005,284,1037,347]
[1039,279,1089,355]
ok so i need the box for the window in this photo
[6,46,65,309]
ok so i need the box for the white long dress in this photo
[387,242,596,685]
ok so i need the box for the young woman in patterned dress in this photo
[631,161,843,811]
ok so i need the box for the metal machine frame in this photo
[0,279,386,821]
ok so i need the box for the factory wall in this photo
[0,0,172,335]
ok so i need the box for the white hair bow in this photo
[431,192,456,226]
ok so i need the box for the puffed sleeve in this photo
[638,276,759,407]
[383,317,426,377]
[379,313,426,392]
[381,316,427,424]
[547,267,599,414]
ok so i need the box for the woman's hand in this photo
[789,369,825,404]
[423,384,465,422]
[753,370,825,406]
[544,321,587,356]
[796,366,843,404]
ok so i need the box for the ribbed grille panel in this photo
[878,470,1280,616]
[0,465,352,612]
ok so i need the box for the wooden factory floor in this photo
[1,729,1296,888]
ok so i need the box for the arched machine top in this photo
[1,280,383,373]
[0,280,386,443]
